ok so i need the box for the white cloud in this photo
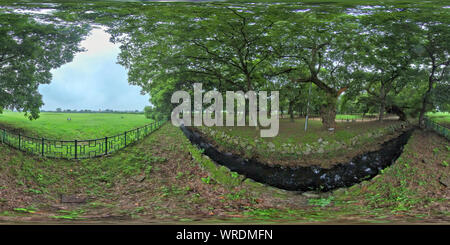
[79,26,119,57]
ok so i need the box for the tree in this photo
[278,79,309,121]
[0,13,89,119]
[272,9,361,129]
[144,106,152,119]
[108,5,277,123]
[357,11,420,121]
[414,11,450,128]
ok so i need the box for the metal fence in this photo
[425,117,449,139]
[0,120,167,160]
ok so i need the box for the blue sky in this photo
[39,27,150,111]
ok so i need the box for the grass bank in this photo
[0,123,448,223]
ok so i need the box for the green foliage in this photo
[308,196,335,207]
[201,176,211,185]
[144,106,153,119]
[13,207,36,214]
[51,209,86,220]
[1,2,448,127]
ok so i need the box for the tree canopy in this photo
[1,1,448,127]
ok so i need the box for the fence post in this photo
[18,133,21,151]
[105,136,108,155]
[124,131,127,146]
[41,138,45,157]
[74,140,77,160]
[137,128,140,140]
[1,129,4,144]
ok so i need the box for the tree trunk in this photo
[419,57,439,128]
[288,100,295,122]
[419,77,434,129]
[418,105,427,129]
[379,99,385,121]
[320,95,337,129]
[386,105,407,121]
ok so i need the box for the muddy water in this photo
[181,125,413,192]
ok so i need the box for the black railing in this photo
[425,117,449,139]
[0,120,167,159]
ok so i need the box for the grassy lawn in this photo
[209,118,401,145]
[0,111,153,140]
[335,114,363,120]
[335,114,379,120]
[427,112,450,127]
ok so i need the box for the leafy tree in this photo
[28,2,448,130]
[144,105,165,120]
[108,5,278,122]
[144,106,153,119]
[356,11,420,121]
[272,10,361,128]
[413,11,450,128]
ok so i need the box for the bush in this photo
[144,106,154,119]
[144,106,167,121]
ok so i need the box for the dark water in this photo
[181,125,413,192]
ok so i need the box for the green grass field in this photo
[0,111,154,140]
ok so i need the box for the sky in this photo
[38,27,150,111]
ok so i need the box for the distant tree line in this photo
[44,108,144,114]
